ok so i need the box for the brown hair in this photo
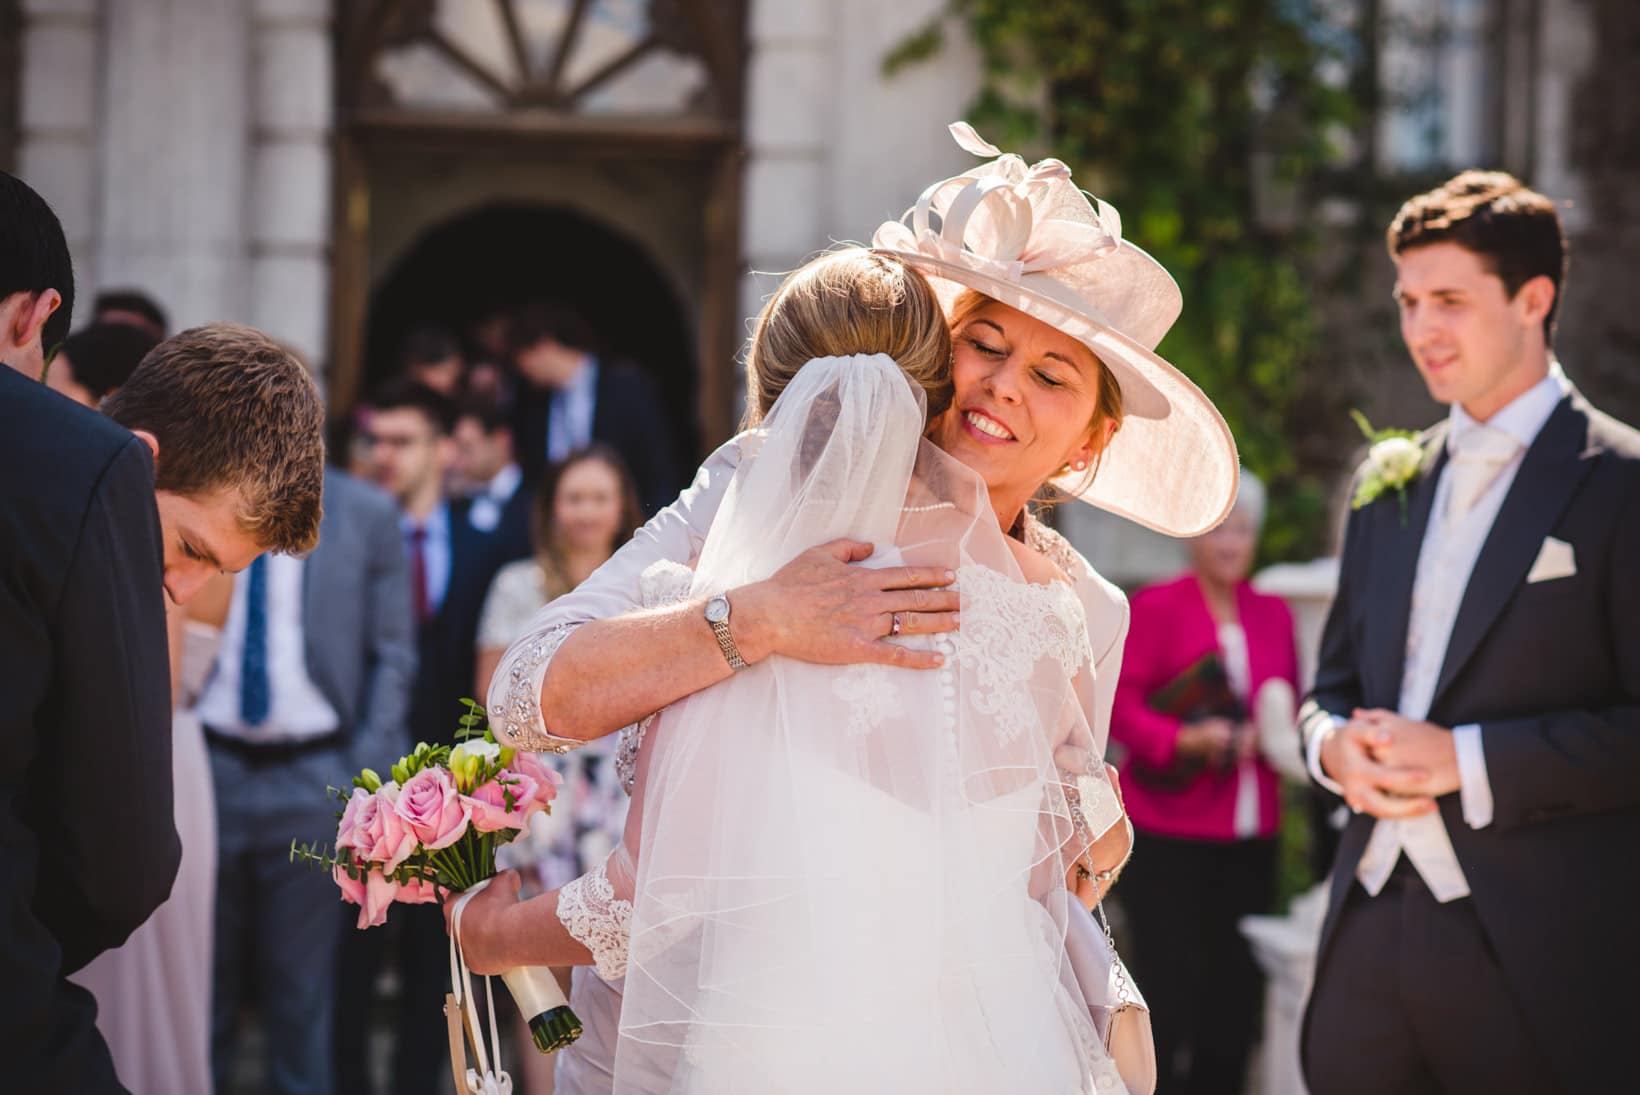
[530,444,643,597]
[743,249,953,426]
[947,289,1125,489]
[1387,170,1567,342]
[103,322,326,554]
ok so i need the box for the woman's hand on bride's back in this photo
[734,538,959,669]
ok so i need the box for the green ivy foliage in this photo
[889,0,1360,563]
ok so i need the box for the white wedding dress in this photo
[522,355,1132,1093]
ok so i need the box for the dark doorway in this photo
[363,201,701,465]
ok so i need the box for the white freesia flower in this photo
[1369,436,1422,481]
[451,739,501,766]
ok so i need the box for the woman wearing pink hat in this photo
[454,124,1239,1094]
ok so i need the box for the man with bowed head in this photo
[1300,171,1640,1093]
[0,170,326,1092]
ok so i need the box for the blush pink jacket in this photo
[1111,574,1298,842]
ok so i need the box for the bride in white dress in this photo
[607,350,1128,1093]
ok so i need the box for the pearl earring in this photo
[1073,460,1088,471]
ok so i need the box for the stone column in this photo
[17,0,100,293]
[740,0,833,394]
[94,0,252,330]
[247,0,333,375]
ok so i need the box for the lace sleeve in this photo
[484,435,746,752]
[557,859,633,981]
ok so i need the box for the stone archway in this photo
[328,0,746,450]
[364,200,701,464]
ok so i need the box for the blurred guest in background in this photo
[474,442,640,724]
[508,301,679,514]
[340,379,502,1095]
[201,465,413,1095]
[464,307,514,404]
[1111,469,1299,1095]
[451,395,531,563]
[91,287,168,340]
[45,321,159,407]
[400,324,465,398]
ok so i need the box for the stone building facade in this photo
[5,0,1635,586]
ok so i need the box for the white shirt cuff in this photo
[1452,723,1493,828]
[1306,714,1347,797]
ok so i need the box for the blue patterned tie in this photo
[240,554,271,726]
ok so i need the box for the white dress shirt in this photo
[468,462,522,533]
[1308,365,1569,900]
[196,553,341,742]
[547,357,599,464]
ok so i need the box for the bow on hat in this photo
[873,122,1125,285]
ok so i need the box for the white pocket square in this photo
[1527,536,1577,583]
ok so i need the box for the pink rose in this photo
[509,752,563,808]
[333,863,366,907]
[461,770,543,833]
[335,788,376,855]
[359,871,400,929]
[394,767,470,850]
[364,787,417,871]
[397,875,441,905]
[337,786,417,871]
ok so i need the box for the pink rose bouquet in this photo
[292,705,578,1053]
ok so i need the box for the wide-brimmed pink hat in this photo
[873,122,1238,538]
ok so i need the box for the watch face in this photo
[704,594,730,624]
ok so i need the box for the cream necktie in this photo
[1445,424,1522,521]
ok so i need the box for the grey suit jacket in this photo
[302,468,417,779]
[209,469,416,848]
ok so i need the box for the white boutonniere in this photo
[1349,410,1424,520]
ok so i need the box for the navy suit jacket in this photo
[1299,392,1640,1091]
[408,498,504,748]
[512,358,683,516]
[0,367,178,1092]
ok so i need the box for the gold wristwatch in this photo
[704,593,747,670]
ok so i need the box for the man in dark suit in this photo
[202,466,414,1095]
[508,301,680,514]
[452,394,533,564]
[338,380,505,1095]
[1299,172,1639,1093]
[2,172,328,1092]
[1,170,171,1095]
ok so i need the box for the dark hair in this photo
[92,289,168,335]
[531,444,642,592]
[511,302,601,356]
[401,325,462,367]
[58,322,162,401]
[453,393,510,435]
[367,378,457,436]
[1388,170,1568,342]
[101,323,326,554]
[0,171,76,351]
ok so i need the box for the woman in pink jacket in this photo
[1111,469,1298,1095]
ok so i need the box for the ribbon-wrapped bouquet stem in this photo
[291,703,582,1055]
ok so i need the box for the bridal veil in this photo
[613,353,1129,1093]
